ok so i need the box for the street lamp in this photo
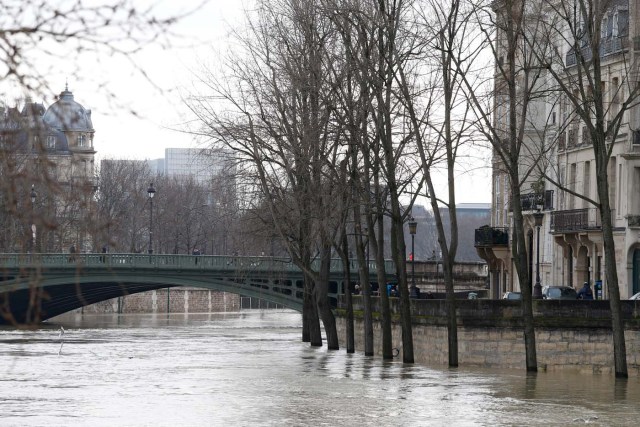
[30,185,37,252]
[147,183,156,254]
[408,216,417,293]
[533,209,544,299]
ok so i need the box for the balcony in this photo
[520,190,554,211]
[565,36,628,67]
[628,215,640,227]
[474,226,508,247]
[550,208,611,233]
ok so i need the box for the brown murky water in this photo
[1,310,639,426]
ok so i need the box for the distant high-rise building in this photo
[162,147,230,184]
[146,158,164,175]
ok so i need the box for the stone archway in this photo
[576,245,589,288]
[627,245,640,297]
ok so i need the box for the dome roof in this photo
[43,87,94,132]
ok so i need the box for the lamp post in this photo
[30,185,37,252]
[408,216,417,293]
[533,209,544,299]
[147,183,156,254]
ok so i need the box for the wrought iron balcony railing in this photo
[474,226,508,247]
[565,36,628,67]
[520,190,554,211]
[550,208,612,233]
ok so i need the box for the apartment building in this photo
[0,86,97,252]
[476,0,640,299]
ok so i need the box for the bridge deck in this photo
[0,253,393,274]
[0,254,396,324]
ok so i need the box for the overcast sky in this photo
[14,0,492,204]
[84,1,245,162]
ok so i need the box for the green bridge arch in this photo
[0,253,396,324]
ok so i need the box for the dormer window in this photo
[47,135,56,149]
[77,134,86,147]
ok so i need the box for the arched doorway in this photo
[633,249,640,295]
[576,246,589,287]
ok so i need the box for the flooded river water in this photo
[1,310,639,426]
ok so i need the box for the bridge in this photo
[0,253,395,324]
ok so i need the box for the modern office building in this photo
[149,147,231,184]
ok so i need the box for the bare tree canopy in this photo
[0,0,198,100]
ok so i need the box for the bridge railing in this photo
[0,253,396,275]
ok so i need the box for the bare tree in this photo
[324,0,385,358]
[457,0,557,371]
[0,0,186,104]
[527,0,639,378]
[394,0,482,367]
[361,0,419,364]
[186,0,350,349]
[0,0,196,326]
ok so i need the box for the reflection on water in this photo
[1,310,639,426]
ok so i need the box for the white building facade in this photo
[477,0,640,300]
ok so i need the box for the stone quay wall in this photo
[336,298,640,376]
[79,288,240,314]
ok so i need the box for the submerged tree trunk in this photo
[349,136,374,356]
[303,252,322,346]
[376,0,413,364]
[317,243,339,350]
[510,183,537,371]
[371,201,393,359]
[594,138,627,377]
[340,228,355,353]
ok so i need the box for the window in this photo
[47,135,56,149]
[77,134,86,147]
[583,161,591,207]
[609,157,616,208]
[611,77,620,120]
[569,163,577,209]
[618,10,629,37]
[582,126,589,145]
[617,164,622,215]
[559,165,566,210]
[503,175,509,227]
[494,177,501,225]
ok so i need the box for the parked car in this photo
[630,292,640,300]
[542,286,578,300]
[502,292,522,300]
